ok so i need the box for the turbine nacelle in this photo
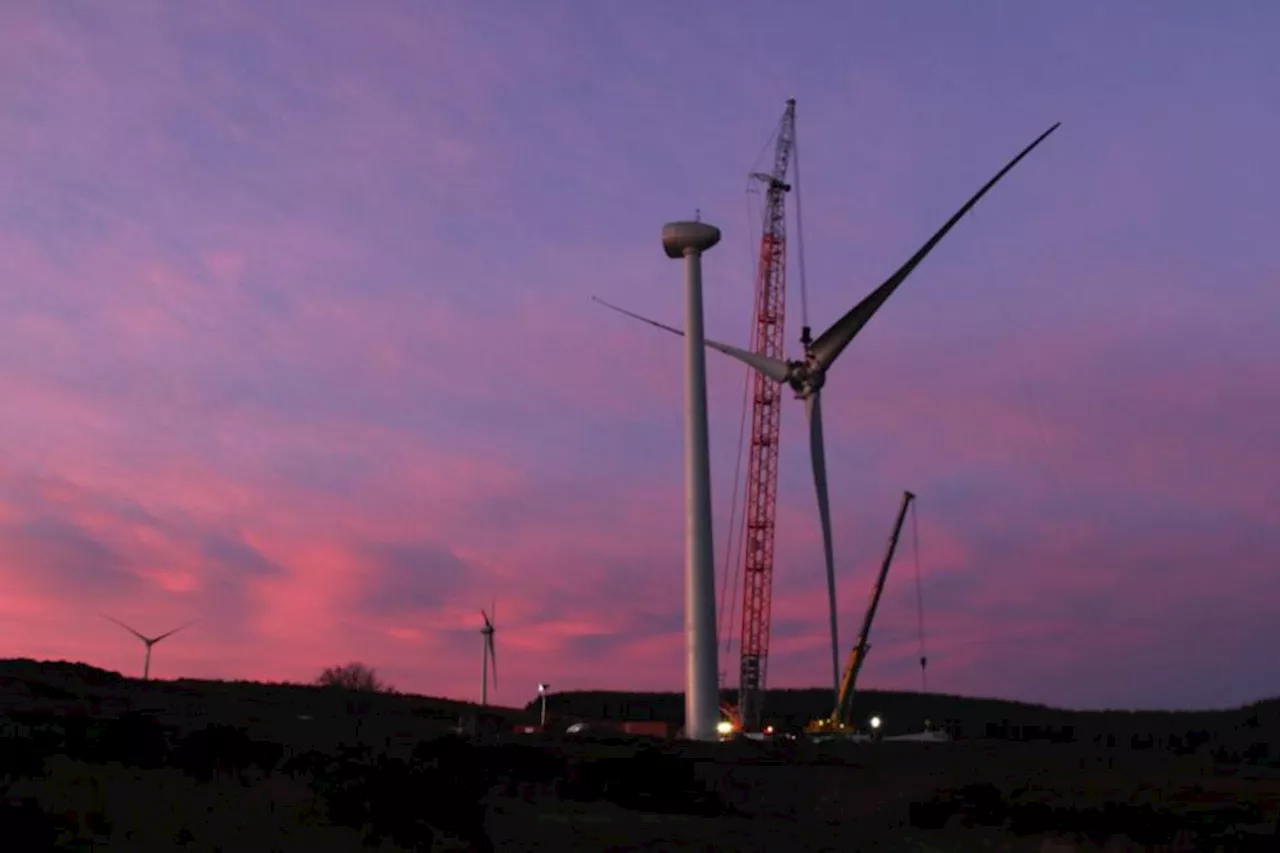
[662,221,722,259]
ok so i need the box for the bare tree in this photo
[316,662,392,693]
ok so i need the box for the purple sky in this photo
[0,2,1277,711]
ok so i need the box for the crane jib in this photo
[830,490,917,727]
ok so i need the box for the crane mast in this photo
[737,99,796,733]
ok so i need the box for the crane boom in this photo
[810,490,916,733]
[736,99,796,733]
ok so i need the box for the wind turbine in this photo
[102,614,195,680]
[479,604,497,706]
[538,682,550,728]
[594,122,1060,703]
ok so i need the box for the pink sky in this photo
[0,2,1277,711]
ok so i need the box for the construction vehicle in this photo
[805,490,918,737]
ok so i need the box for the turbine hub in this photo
[788,360,824,399]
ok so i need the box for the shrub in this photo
[315,663,391,693]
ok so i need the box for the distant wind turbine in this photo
[102,614,195,680]
[594,122,1060,702]
[479,603,497,706]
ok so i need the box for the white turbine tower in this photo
[662,218,723,743]
[596,123,1060,703]
[102,614,195,681]
[479,605,497,706]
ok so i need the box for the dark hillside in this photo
[0,657,531,754]
[7,659,1275,755]
[2,658,1280,849]
[532,686,1280,755]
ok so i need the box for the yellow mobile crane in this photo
[806,490,917,737]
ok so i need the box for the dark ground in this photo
[3,659,1279,851]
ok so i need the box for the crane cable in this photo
[716,302,752,676]
[792,113,811,340]
[717,115,789,687]
[911,496,928,693]
[716,156,771,678]
[716,373,750,678]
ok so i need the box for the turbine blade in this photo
[154,620,195,644]
[592,296,791,383]
[808,122,1061,371]
[487,635,497,691]
[592,295,685,338]
[101,613,147,643]
[805,391,842,703]
[480,609,491,630]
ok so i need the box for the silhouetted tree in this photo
[315,662,391,693]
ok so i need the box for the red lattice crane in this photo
[736,99,797,733]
